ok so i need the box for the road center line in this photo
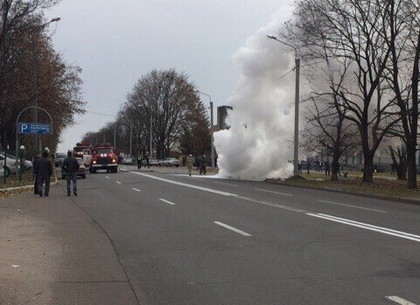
[116,181,122,185]
[255,188,293,197]
[132,172,238,197]
[132,172,420,244]
[385,296,417,305]
[159,198,176,205]
[214,181,239,187]
[317,199,387,213]
[214,221,252,236]
[105,176,110,179]
[307,213,420,243]
[132,188,141,192]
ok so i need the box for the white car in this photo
[159,158,181,167]
[121,156,134,165]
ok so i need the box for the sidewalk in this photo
[0,184,138,305]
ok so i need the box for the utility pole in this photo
[195,89,215,169]
[267,35,300,176]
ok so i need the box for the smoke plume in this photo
[214,11,296,181]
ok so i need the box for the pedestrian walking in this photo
[306,160,311,174]
[199,154,207,175]
[35,151,53,197]
[137,155,142,169]
[61,150,80,196]
[186,154,194,176]
[144,154,150,169]
[33,154,40,194]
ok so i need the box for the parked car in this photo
[54,152,67,167]
[0,153,20,175]
[62,157,86,179]
[121,156,134,165]
[158,158,181,167]
[1,152,33,170]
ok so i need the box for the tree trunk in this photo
[406,145,417,189]
[330,155,340,181]
[362,155,374,183]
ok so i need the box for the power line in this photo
[85,110,116,117]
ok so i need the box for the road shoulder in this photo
[0,185,138,305]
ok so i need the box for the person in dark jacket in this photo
[199,155,207,175]
[33,154,40,194]
[35,151,53,197]
[61,150,80,196]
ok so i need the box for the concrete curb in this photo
[266,180,420,206]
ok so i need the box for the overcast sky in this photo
[44,0,294,152]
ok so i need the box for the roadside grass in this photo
[0,168,58,199]
[268,170,420,200]
[0,170,34,189]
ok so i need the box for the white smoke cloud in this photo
[214,10,296,181]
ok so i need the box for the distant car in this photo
[54,153,67,167]
[142,157,159,166]
[62,157,86,179]
[121,156,133,165]
[159,158,181,167]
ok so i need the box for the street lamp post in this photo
[267,35,300,176]
[195,90,215,169]
[32,17,60,154]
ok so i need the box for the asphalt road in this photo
[72,166,420,305]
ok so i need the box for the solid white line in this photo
[214,221,252,237]
[317,199,387,213]
[307,213,420,243]
[255,188,293,197]
[131,171,420,244]
[385,296,417,305]
[132,188,141,192]
[159,198,176,205]
[105,176,110,179]
[132,172,238,197]
[116,181,122,185]
[214,181,239,187]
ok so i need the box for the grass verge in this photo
[267,171,420,202]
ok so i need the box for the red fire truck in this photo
[72,143,92,166]
[89,144,118,173]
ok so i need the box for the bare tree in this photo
[382,0,420,189]
[126,69,204,158]
[286,0,399,183]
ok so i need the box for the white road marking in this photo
[317,199,387,213]
[132,188,141,192]
[132,172,239,197]
[132,172,420,244]
[159,198,176,205]
[214,181,239,187]
[255,188,293,197]
[385,296,417,305]
[105,176,110,179]
[116,181,122,185]
[214,221,252,237]
[307,213,420,243]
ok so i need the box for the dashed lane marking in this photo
[159,198,176,205]
[385,296,417,305]
[214,221,252,237]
